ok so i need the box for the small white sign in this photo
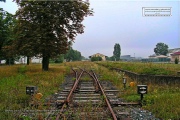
[142,7,172,17]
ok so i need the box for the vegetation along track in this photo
[20,67,159,120]
[48,68,120,120]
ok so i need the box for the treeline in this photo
[52,47,82,63]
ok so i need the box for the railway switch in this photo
[26,86,38,95]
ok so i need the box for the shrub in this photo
[91,57,102,61]
[175,58,179,64]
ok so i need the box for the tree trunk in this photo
[6,58,14,65]
[42,56,49,71]
[27,56,30,65]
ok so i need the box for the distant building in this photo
[120,55,142,61]
[154,55,170,62]
[170,52,180,62]
[31,56,42,63]
[89,53,107,61]
[0,60,5,64]
[120,55,132,61]
[0,56,43,64]
[142,55,170,62]
[16,56,42,64]
[168,48,180,56]
[149,54,156,58]
[17,56,27,64]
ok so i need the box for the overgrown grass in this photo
[1,62,179,119]
[97,61,180,75]
[96,61,180,119]
[119,83,180,119]
[0,64,67,120]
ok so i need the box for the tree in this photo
[64,47,82,62]
[14,0,93,71]
[113,43,121,61]
[106,56,115,61]
[0,8,17,65]
[54,54,64,63]
[154,42,169,56]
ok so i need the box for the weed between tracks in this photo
[63,104,110,120]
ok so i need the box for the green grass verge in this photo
[95,62,180,119]
[97,61,180,75]
[0,62,179,119]
[0,64,67,120]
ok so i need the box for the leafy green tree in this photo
[54,54,64,63]
[154,42,169,55]
[106,56,115,61]
[0,8,17,65]
[64,47,82,62]
[14,0,93,71]
[113,43,121,61]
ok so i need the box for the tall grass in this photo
[96,61,180,119]
[98,61,180,75]
[1,62,179,119]
[0,64,67,120]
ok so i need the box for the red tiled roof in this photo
[171,52,180,55]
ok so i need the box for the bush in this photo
[54,59,63,63]
[91,57,102,61]
[175,58,179,64]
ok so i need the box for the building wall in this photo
[90,53,106,61]
[168,48,180,56]
[142,57,170,62]
[121,55,131,61]
[31,57,42,63]
[171,55,180,62]
[16,56,42,64]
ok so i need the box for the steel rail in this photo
[56,68,117,120]
[91,70,117,120]
[66,70,84,103]
[84,70,99,92]
[56,68,84,120]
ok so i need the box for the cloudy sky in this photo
[1,0,180,58]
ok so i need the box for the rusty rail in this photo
[91,70,117,120]
[84,70,99,92]
[56,68,84,120]
[56,68,117,120]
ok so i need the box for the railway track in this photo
[19,67,158,120]
[46,68,130,120]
